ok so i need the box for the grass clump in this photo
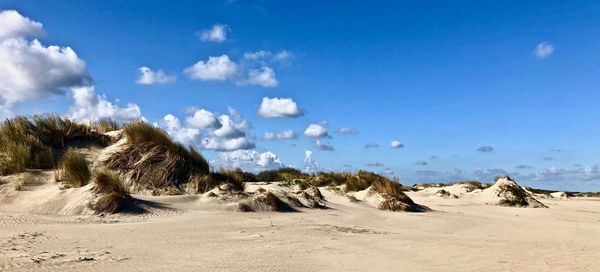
[55,149,91,188]
[90,170,131,214]
[105,120,210,192]
[92,118,120,133]
[256,167,309,182]
[0,114,110,176]
[254,192,295,212]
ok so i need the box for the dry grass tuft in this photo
[237,203,254,212]
[93,118,120,133]
[89,170,131,214]
[105,120,210,192]
[55,149,91,188]
[254,192,295,212]
[0,114,110,176]
[371,178,428,212]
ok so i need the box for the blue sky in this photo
[1,1,600,191]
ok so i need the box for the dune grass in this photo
[92,118,120,133]
[55,149,91,188]
[191,168,248,193]
[90,170,131,214]
[0,114,110,176]
[105,120,210,192]
[256,167,309,182]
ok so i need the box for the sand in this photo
[1,180,599,272]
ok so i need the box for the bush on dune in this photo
[90,170,131,214]
[105,120,210,192]
[55,149,91,188]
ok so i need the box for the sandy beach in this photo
[2,184,599,272]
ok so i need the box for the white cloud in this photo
[390,140,404,149]
[201,136,255,151]
[184,55,238,81]
[315,139,334,151]
[69,86,142,121]
[136,66,175,85]
[217,150,283,170]
[161,107,255,152]
[161,114,200,145]
[304,123,329,138]
[244,50,292,62]
[0,10,89,112]
[339,127,358,135]
[258,97,302,118]
[263,129,296,140]
[185,108,221,129]
[199,24,229,42]
[0,10,44,40]
[534,42,554,59]
[243,67,278,87]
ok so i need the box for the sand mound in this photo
[550,191,572,199]
[480,176,547,208]
[352,183,429,212]
[434,189,458,199]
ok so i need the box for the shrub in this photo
[105,120,210,192]
[55,149,91,187]
[90,170,131,214]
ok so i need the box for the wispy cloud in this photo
[534,42,554,59]
[199,24,229,42]
[477,146,494,153]
[338,127,358,135]
[364,143,379,149]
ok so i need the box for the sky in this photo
[1,1,600,191]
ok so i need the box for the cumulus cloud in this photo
[390,140,403,149]
[304,123,329,138]
[364,143,379,148]
[184,55,238,81]
[199,24,229,42]
[477,146,494,153]
[0,10,90,114]
[185,108,221,129]
[257,97,302,118]
[263,129,296,140]
[161,114,200,145]
[161,107,255,151]
[216,150,283,170]
[366,161,384,167]
[243,67,278,87]
[315,139,334,151]
[338,127,358,135]
[534,42,554,59]
[136,66,175,85]
[0,10,44,40]
[68,86,142,121]
[414,160,428,166]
